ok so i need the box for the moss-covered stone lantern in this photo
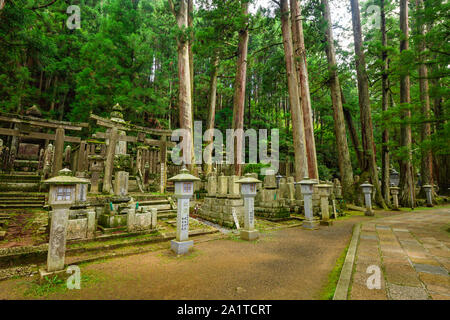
[41,168,89,276]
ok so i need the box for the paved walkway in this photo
[350,207,450,300]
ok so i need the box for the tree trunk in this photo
[399,0,415,207]
[280,0,308,181]
[321,0,354,201]
[232,0,249,176]
[290,0,319,180]
[350,0,387,209]
[169,0,194,168]
[381,0,391,205]
[341,87,364,170]
[188,0,195,121]
[204,54,219,176]
[416,0,433,190]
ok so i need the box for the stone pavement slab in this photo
[350,207,450,300]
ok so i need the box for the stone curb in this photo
[333,223,361,300]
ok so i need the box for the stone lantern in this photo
[360,181,374,216]
[390,185,400,210]
[422,185,433,207]
[299,178,319,230]
[390,169,400,187]
[317,184,333,226]
[41,168,89,276]
[237,174,261,241]
[168,168,200,255]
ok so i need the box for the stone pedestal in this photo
[171,240,194,255]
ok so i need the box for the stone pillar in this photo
[52,127,65,176]
[241,196,257,240]
[114,171,129,197]
[299,179,319,230]
[77,141,87,173]
[103,127,118,194]
[390,186,400,210]
[168,169,199,255]
[86,210,96,239]
[217,174,228,198]
[47,208,69,272]
[160,138,167,194]
[264,171,277,189]
[127,200,136,232]
[318,184,333,226]
[228,175,241,198]
[207,174,217,197]
[237,174,260,241]
[423,185,433,207]
[90,171,100,193]
[151,208,157,229]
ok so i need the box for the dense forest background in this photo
[0,0,448,198]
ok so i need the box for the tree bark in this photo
[204,54,219,176]
[232,0,249,176]
[399,0,415,207]
[188,0,195,121]
[280,0,308,181]
[290,0,319,180]
[341,87,364,170]
[321,0,354,201]
[350,0,387,209]
[169,0,194,168]
[416,0,433,190]
[381,0,391,205]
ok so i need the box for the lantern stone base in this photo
[240,229,259,241]
[38,268,70,284]
[320,220,333,226]
[171,240,194,255]
[302,220,319,230]
[365,210,374,217]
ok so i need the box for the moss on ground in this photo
[319,243,349,300]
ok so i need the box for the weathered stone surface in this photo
[114,171,129,197]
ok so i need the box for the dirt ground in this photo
[0,209,48,249]
[0,211,385,300]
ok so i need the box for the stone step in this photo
[0,197,45,201]
[0,203,44,209]
[0,200,45,205]
[0,192,46,198]
[137,200,170,205]
[0,175,41,181]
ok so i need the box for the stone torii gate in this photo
[89,104,173,194]
[0,110,89,176]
